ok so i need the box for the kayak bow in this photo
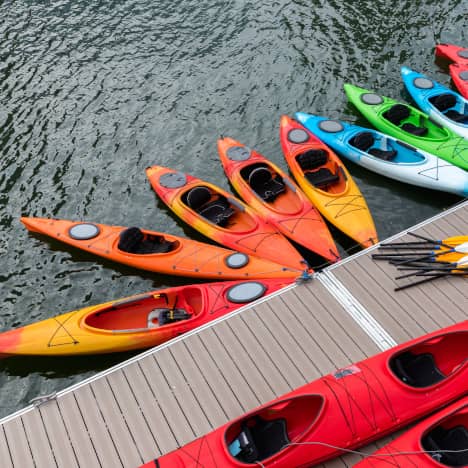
[435,43,468,99]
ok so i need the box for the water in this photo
[0,0,465,418]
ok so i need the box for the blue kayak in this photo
[295,112,468,197]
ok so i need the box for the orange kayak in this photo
[280,115,378,249]
[0,279,291,356]
[146,165,310,271]
[21,217,302,280]
[217,136,340,264]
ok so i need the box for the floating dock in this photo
[0,199,467,467]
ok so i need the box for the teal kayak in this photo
[344,83,468,171]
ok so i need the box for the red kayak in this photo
[435,44,468,99]
[141,320,468,467]
[355,396,468,467]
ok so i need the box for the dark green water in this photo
[0,0,465,418]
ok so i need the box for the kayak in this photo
[145,165,309,271]
[344,83,468,171]
[355,396,468,467]
[401,66,468,140]
[294,113,468,197]
[0,279,290,356]
[21,217,302,280]
[217,136,340,263]
[280,115,378,249]
[435,43,468,99]
[141,320,468,467]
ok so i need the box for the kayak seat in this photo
[422,425,468,466]
[401,122,428,136]
[185,186,235,226]
[147,308,191,327]
[118,227,176,254]
[248,166,285,202]
[297,149,328,170]
[383,104,411,125]
[368,148,397,161]
[349,132,374,152]
[230,417,289,463]
[429,93,457,112]
[305,167,340,188]
[390,351,445,388]
[445,109,468,123]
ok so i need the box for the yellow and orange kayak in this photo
[0,279,292,356]
[217,136,340,264]
[280,115,378,249]
[21,217,302,280]
[146,165,310,271]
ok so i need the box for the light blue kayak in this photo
[401,66,468,140]
[295,112,468,197]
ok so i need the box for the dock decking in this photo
[1,199,467,467]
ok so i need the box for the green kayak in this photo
[344,84,468,171]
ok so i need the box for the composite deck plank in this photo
[20,410,57,468]
[3,417,34,468]
[0,427,14,468]
[56,392,101,468]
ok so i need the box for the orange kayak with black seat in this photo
[355,396,468,467]
[0,279,291,356]
[141,320,468,467]
[280,115,378,249]
[217,136,340,264]
[21,217,302,280]
[145,165,309,271]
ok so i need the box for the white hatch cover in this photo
[68,223,100,240]
[226,281,266,303]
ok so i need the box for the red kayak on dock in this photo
[355,396,468,467]
[141,321,468,467]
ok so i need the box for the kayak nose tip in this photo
[400,66,412,76]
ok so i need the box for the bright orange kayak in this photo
[280,115,378,249]
[21,217,302,280]
[0,279,291,356]
[146,165,310,271]
[217,136,340,264]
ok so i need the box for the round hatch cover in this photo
[287,128,309,143]
[225,252,249,269]
[457,50,468,59]
[159,172,187,189]
[318,120,344,133]
[226,146,251,161]
[227,282,266,303]
[413,77,434,89]
[361,93,383,105]
[68,223,100,240]
[459,71,468,81]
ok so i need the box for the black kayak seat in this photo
[349,132,374,151]
[230,417,289,463]
[423,425,468,466]
[305,167,340,188]
[118,227,175,254]
[185,186,235,226]
[248,166,285,202]
[296,149,328,170]
[383,104,411,125]
[186,186,211,210]
[155,308,191,326]
[368,148,397,161]
[401,122,428,136]
[391,351,445,388]
[429,93,457,112]
[445,109,468,123]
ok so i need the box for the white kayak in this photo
[295,112,468,197]
[401,66,468,140]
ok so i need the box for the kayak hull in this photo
[146,165,308,271]
[217,136,340,263]
[344,83,468,171]
[142,320,468,467]
[355,396,468,467]
[21,217,302,280]
[435,43,468,99]
[295,113,468,197]
[401,66,468,140]
[280,115,378,249]
[0,279,291,356]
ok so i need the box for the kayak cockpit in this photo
[382,104,449,140]
[349,131,425,164]
[422,405,468,466]
[429,93,468,125]
[84,287,203,332]
[225,394,324,464]
[295,149,345,194]
[389,331,468,388]
[118,227,179,255]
